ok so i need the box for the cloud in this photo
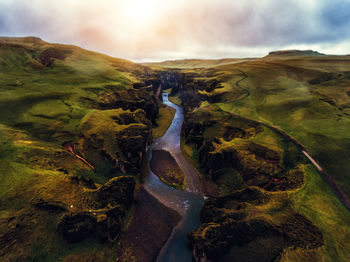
[320,0,350,43]
[322,1,350,27]
[0,0,349,61]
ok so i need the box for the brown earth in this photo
[116,187,181,262]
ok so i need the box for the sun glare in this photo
[121,0,159,27]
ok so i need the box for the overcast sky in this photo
[0,0,349,61]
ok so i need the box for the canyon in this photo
[0,37,349,261]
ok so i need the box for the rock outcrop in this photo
[177,69,322,262]
[189,188,324,262]
[97,87,159,124]
[57,176,135,244]
[96,176,135,208]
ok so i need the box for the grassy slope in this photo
[286,165,350,261]
[0,37,152,261]
[152,105,176,138]
[2,37,349,260]
[143,58,254,69]
[214,57,350,196]
[158,55,350,261]
[168,93,182,106]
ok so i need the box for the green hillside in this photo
[0,37,160,261]
[160,53,350,261]
[143,58,254,69]
[1,37,349,262]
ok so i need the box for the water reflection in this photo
[143,93,204,262]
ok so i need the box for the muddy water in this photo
[144,93,204,262]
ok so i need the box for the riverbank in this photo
[117,187,181,262]
[143,93,204,262]
[152,105,176,139]
[168,64,350,261]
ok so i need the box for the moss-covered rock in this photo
[150,149,185,189]
[96,176,135,208]
[75,108,152,175]
[57,176,134,244]
[97,87,159,124]
[199,187,269,223]
[189,183,323,261]
[265,166,305,191]
[189,218,283,262]
[282,214,324,249]
[57,212,97,244]
[57,204,126,244]
[189,212,324,262]
[32,199,68,213]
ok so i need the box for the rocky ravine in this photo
[0,37,183,261]
[165,70,325,262]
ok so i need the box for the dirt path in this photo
[213,70,350,210]
[217,104,350,210]
[221,69,250,104]
[235,69,250,100]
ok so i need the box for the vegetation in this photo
[214,57,350,196]
[154,53,350,261]
[0,37,158,261]
[1,35,349,261]
[143,58,253,69]
[150,149,185,189]
[152,105,176,138]
[168,93,182,106]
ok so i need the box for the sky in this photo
[0,0,349,62]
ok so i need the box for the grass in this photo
[180,137,206,179]
[142,58,253,69]
[158,172,186,190]
[212,60,350,196]
[152,105,176,138]
[2,36,350,261]
[0,37,153,261]
[286,165,350,261]
[150,149,185,190]
[158,54,350,261]
[168,93,182,106]
[215,168,244,195]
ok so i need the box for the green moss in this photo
[180,137,206,178]
[169,57,350,261]
[0,37,153,261]
[152,105,176,138]
[168,93,182,105]
[215,168,244,195]
[288,165,350,261]
[213,61,350,196]
[150,149,185,190]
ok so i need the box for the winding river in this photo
[143,93,204,262]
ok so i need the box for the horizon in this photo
[0,2,350,261]
[1,0,350,62]
[2,35,348,64]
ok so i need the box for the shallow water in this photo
[143,93,204,262]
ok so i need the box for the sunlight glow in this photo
[1,0,348,60]
[121,0,161,28]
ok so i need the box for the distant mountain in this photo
[143,58,254,69]
[266,49,325,57]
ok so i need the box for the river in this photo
[143,93,204,262]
